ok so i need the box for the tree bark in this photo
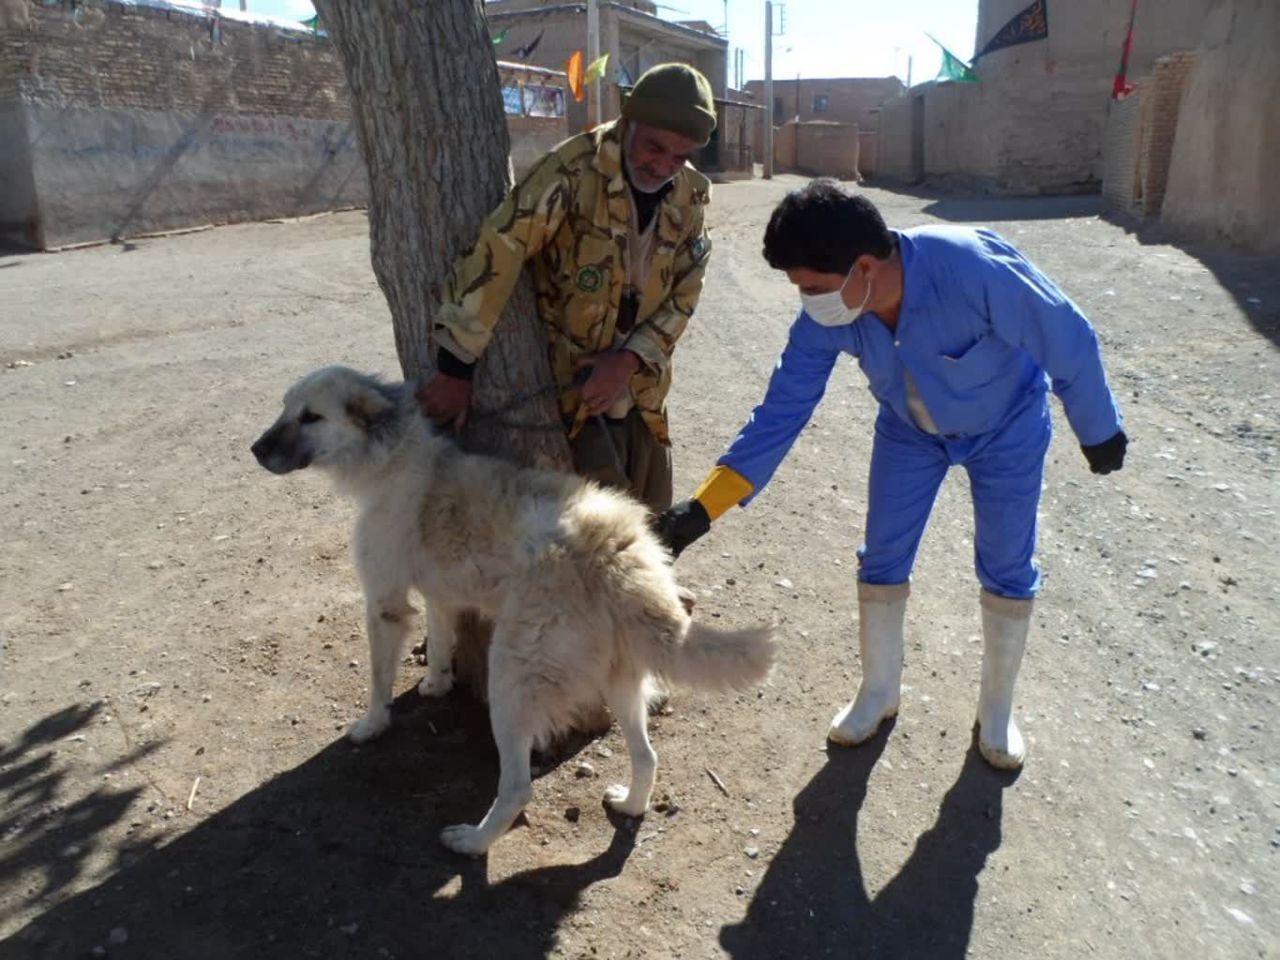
[313,1,575,701]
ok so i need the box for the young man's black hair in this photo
[762,178,895,274]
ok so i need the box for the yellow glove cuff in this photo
[692,465,755,521]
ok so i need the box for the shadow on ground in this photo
[874,184,1104,224]
[721,725,1019,960]
[0,693,630,960]
[0,703,166,930]
[1103,214,1280,350]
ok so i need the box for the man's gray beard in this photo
[625,157,673,194]
[623,124,675,194]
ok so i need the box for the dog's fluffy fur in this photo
[252,367,776,856]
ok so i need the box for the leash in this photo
[465,373,631,487]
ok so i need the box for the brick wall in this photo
[7,2,351,117]
[1101,52,1196,218]
[1101,92,1143,215]
[1,0,367,248]
[875,94,919,183]
[1136,51,1196,217]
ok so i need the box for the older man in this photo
[416,62,717,512]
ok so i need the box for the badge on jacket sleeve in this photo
[575,265,603,292]
[691,233,711,262]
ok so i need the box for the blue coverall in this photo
[718,225,1124,599]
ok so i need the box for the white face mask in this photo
[801,266,873,327]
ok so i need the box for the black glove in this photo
[1081,430,1128,475]
[652,499,711,558]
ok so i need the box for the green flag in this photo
[300,14,321,31]
[928,34,977,83]
[492,29,509,46]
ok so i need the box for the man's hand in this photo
[416,373,473,433]
[1081,430,1127,475]
[652,499,711,558]
[574,350,642,416]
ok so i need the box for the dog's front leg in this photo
[417,599,458,698]
[347,591,413,744]
[440,643,534,856]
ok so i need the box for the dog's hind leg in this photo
[602,678,657,817]
[417,599,457,698]
[347,588,413,744]
[440,633,536,856]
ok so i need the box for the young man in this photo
[416,63,717,512]
[655,180,1127,769]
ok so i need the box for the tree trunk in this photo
[313,1,578,705]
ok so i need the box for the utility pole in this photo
[723,0,730,90]
[764,1,773,179]
[588,0,603,127]
[906,54,913,90]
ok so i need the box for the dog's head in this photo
[251,366,400,475]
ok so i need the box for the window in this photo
[813,94,829,113]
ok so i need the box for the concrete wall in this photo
[1,0,367,249]
[507,115,570,179]
[25,106,362,249]
[970,0,1213,192]
[745,76,901,128]
[921,81,992,187]
[0,100,38,246]
[875,94,917,182]
[770,120,862,181]
[857,132,879,179]
[1162,0,1280,253]
[773,120,797,170]
[795,122,860,181]
[746,76,901,159]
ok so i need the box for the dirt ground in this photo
[1,178,1277,960]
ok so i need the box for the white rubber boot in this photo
[828,582,909,746]
[977,589,1032,769]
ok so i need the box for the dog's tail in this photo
[658,621,777,692]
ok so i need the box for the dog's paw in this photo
[602,784,648,818]
[677,585,696,615]
[417,666,454,698]
[346,711,390,744]
[440,824,490,857]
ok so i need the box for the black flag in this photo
[974,0,1049,60]
[511,30,545,61]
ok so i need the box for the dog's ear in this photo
[345,386,393,433]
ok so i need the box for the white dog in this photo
[251,367,776,856]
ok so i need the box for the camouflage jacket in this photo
[433,120,712,444]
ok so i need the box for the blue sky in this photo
[249,0,979,87]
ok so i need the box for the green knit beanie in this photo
[622,63,717,146]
